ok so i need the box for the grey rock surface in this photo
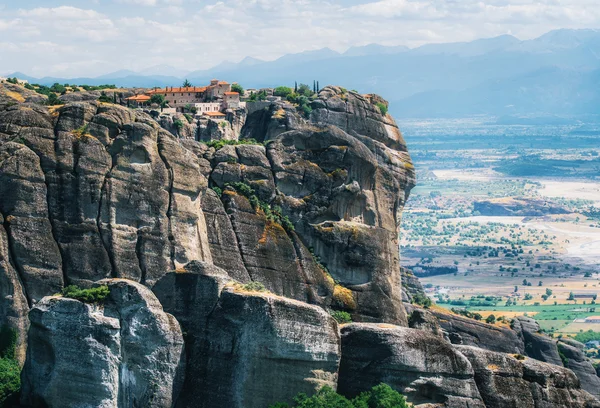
[514,316,563,366]
[153,262,341,408]
[432,309,524,354]
[20,279,185,408]
[557,339,600,399]
[458,345,600,408]
[338,323,484,407]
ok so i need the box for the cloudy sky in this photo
[1,0,599,77]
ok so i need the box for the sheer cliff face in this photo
[0,86,415,350]
[3,86,600,408]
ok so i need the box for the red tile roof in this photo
[149,86,207,94]
[126,95,151,101]
[224,92,239,96]
[205,111,226,117]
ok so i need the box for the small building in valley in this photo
[585,316,600,323]
[573,293,597,299]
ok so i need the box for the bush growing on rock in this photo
[61,285,110,303]
[227,182,295,232]
[331,311,352,324]
[0,327,20,407]
[238,281,268,293]
[411,293,432,308]
[269,384,407,408]
[375,103,388,116]
[205,138,261,150]
[274,86,293,98]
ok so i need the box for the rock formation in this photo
[473,197,570,217]
[338,324,485,407]
[458,345,600,407]
[153,261,340,408]
[20,280,185,408]
[0,83,598,408]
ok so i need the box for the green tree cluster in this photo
[61,285,110,303]
[375,102,388,116]
[331,311,352,324]
[227,182,295,232]
[269,384,408,408]
[231,83,244,95]
[0,327,20,407]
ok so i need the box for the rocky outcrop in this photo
[4,89,599,408]
[404,304,442,336]
[0,141,63,302]
[432,310,524,354]
[20,279,185,408]
[558,339,600,399]
[0,83,47,111]
[513,316,563,366]
[401,267,427,302]
[0,88,415,326]
[153,261,341,408]
[159,114,198,140]
[474,197,570,217]
[338,324,484,407]
[457,345,600,408]
[0,215,29,364]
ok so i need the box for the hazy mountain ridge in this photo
[7,28,600,118]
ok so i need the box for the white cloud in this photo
[18,6,106,19]
[1,0,599,77]
[116,0,158,6]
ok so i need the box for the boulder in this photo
[21,279,185,408]
[198,288,340,408]
[154,263,341,408]
[0,217,29,364]
[457,345,600,408]
[432,310,524,354]
[558,339,600,399]
[513,316,563,366]
[0,142,63,302]
[338,324,484,407]
[405,304,441,336]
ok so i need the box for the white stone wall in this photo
[195,103,222,113]
[164,92,203,107]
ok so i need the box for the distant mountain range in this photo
[6,28,600,118]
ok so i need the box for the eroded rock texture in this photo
[432,309,524,354]
[153,261,341,408]
[3,86,599,408]
[338,324,485,407]
[20,280,185,408]
[458,345,600,408]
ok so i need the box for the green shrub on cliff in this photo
[375,103,388,116]
[331,310,352,324]
[61,285,110,304]
[226,182,295,232]
[268,383,408,408]
[411,293,432,308]
[204,138,261,150]
[0,327,20,407]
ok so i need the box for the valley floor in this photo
[399,118,600,352]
